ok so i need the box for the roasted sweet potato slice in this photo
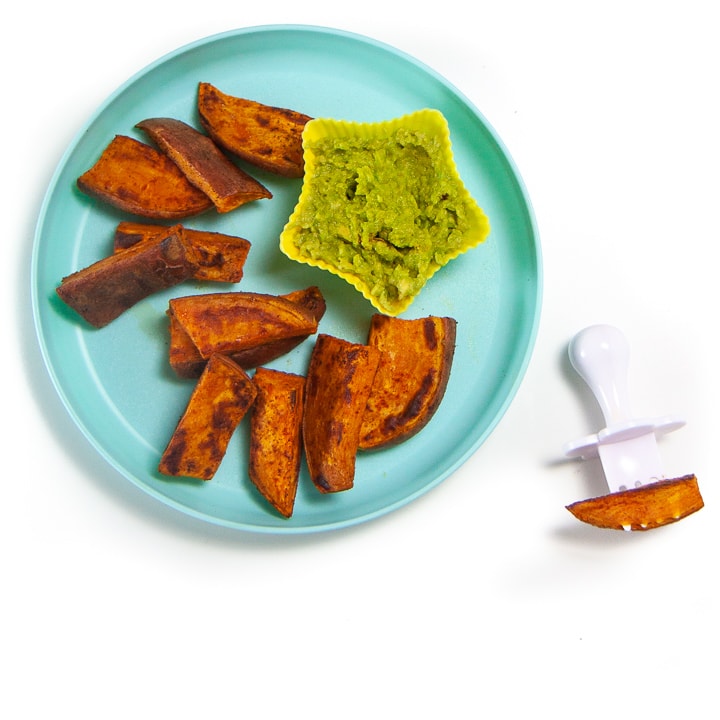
[136,117,272,213]
[158,354,256,480]
[113,221,251,283]
[56,225,197,328]
[168,290,320,360]
[359,315,457,449]
[76,135,212,218]
[168,311,206,378]
[167,286,326,378]
[248,368,306,517]
[566,474,704,531]
[281,286,327,322]
[220,286,326,368]
[303,334,380,493]
[197,83,311,178]
[113,221,171,250]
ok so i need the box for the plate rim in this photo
[30,23,543,534]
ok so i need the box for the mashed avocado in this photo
[280,110,490,315]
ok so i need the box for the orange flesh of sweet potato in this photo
[248,368,306,518]
[167,286,326,378]
[56,225,196,328]
[359,315,457,450]
[197,82,311,178]
[158,354,257,480]
[76,135,213,219]
[136,117,272,213]
[303,334,381,493]
[168,291,320,360]
[113,221,251,283]
[566,474,703,531]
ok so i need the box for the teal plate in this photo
[31,25,541,533]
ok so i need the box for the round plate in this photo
[31,25,541,533]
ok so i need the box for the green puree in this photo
[281,112,489,315]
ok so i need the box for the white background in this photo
[4,1,718,717]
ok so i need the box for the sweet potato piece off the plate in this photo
[76,135,213,219]
[249,368,306,518]
[359,315,457,449]
[158,354,257,481]
[56,225,197,328]
[566,474,704,531]
[303,334,381,493]
[136,117,272,213]
[197,82,312,178]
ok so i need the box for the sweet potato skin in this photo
[249,368,306,518]
[158,354,257,480]
[76,135,212,218]
[136,117,272,212]
[56,225,196,328]
[197,83,311,178]
[303,334,380,493]
[566,474,703,531]
[359,315,457,449]
[113,221,251,283]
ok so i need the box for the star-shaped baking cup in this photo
[279,109,490,316]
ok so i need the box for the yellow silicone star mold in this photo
[279,109,490,316]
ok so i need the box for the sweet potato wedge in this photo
[168,311,206,378]
[168,290,321,361]
[359,315,457,449]
[167,286,326,378]
[158,354,257,480]
[566,474,703,531]
[197,83,311,177]
[113,221,251,283]
[220,286,327,368]
[76,135,212,218]
[113,221,171,250]
[136,117,272,212]
[303,334,380,493]
[281,286,327,323]
[56,225,197,328]
[248,368,306,517]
